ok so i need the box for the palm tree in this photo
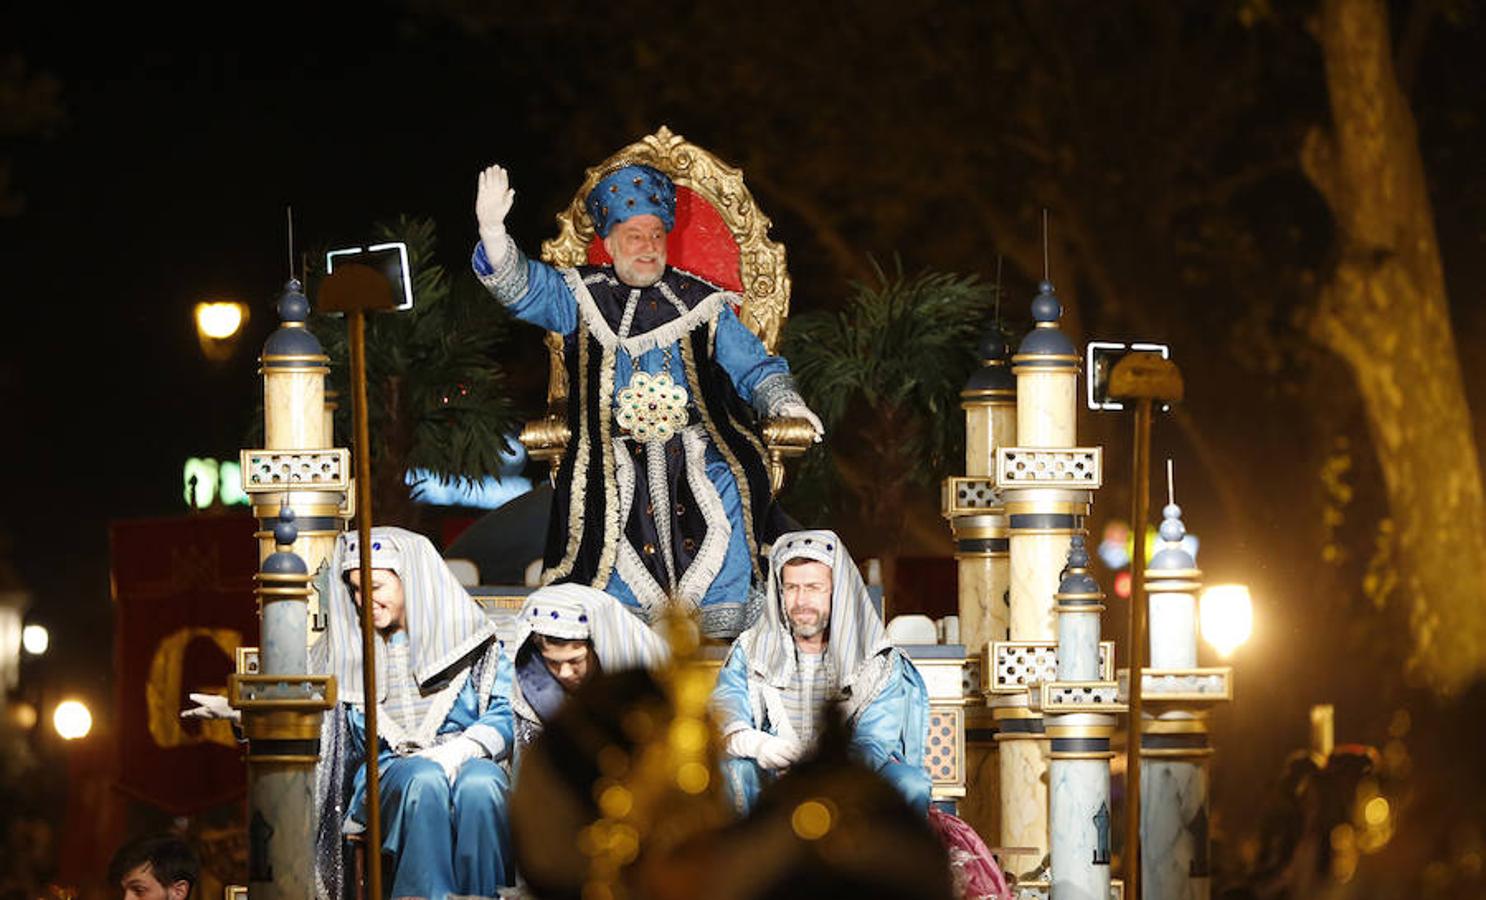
[311,215,516,529]
[783,260,997,586]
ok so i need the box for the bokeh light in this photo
[194,301,246,340]
[22,623,49,655]
[53,700,93,740]
[10,702,37,730]
[1200,583,1253,657]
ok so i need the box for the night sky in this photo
[1,8,549,705]
[4,3,1486,889]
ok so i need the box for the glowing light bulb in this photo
[1200,584,1253,657]
[22,624,49,655]
[53,700,93,740]
[195,302,246,340]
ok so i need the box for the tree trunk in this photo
[1301,0,1486,693]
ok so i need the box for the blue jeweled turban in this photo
[586,164,676,237]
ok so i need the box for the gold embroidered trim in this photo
[592,342,620,587]
[683,322,761,582]
[544,320,592,584]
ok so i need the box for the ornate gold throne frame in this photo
[518,126,815,491]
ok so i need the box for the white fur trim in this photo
[613,440,667,616]
[561,267,729,358]
[677,427,731,605]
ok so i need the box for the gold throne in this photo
[518,126,814,491]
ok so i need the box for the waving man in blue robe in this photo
[473,163,823,638]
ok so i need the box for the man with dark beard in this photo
[710,529,932,815]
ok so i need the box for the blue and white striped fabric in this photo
[509,583,669,673]
[324,526,498,705]
[733,529,895,721]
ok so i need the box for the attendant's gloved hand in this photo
[726,728,805,771]
[180,692,240,724]
[776,401,824,443]
[416,736,486,783]
[475,164,517,265]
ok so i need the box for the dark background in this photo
[3,2,1485,895]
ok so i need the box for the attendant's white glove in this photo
[180,692,240,724]
[475,165,517,265]
[726,728,805,771]
[416,736,486,783]
[777,401,824,443]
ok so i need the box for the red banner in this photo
[111,514,259,814]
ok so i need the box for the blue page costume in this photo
[508,583,669,753]
[712,529,932,815]
[318,527,515,899]
[473,165,810,638]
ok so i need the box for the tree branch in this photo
[745,164,876,286]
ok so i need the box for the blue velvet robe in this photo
[344,645,516,899]
[711,644,933,815]
[475,243,794,637]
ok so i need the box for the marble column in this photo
[1047,537,1120,900]
[995,279,1094,873]
[1141,503,1220,900]
[946,325,1017,837]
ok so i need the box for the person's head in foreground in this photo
[108,834,198,900]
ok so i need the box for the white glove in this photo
[776,401,824,443]
[180,692,240,724]
[475,165,516,265]
[726,728,805,771]
[416,736,486,783]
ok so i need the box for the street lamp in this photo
[53,699,92,740]
[194,300,250,361]
[22,623,49,655]
[195,301,247,339]
[1199,583,1253,657]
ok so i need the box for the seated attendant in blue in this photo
[472,162,823,639]
[323,527,515,899]
[711,529,933,815]
[508,583,669,754]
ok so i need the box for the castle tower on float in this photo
[943,322,1017,838]
[987,278,1106,876]
[228,280,349,899]
[1045,536,1125,900]
[241,280,352,639]
[1139,502,1232,900]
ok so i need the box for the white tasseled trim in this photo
[592,343,621,586]
[543,319,593,584]
[613,439,667,616]
[682,330,762,582]
[560,267,730,358]
[677,426,731,605]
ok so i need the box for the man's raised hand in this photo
[476,165,516,240]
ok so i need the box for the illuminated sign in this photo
[1086,341,1172,411]
[183,458,250,510]
[326,242,414,311]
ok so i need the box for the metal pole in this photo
[347,309,382,900]
[1124,397,1152,900]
